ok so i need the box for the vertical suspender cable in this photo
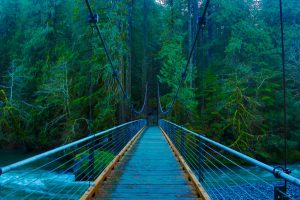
[88,27,95,183]
[89,28,94,135]
[200,21,205,131]
[279,0,288,190]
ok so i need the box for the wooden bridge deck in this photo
[93,126,198,199]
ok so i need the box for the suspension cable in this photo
[84,0,147,115]
[157,83,164,114]
[158,0,210,115]
[134,82,148,114]
[279,0,289,191]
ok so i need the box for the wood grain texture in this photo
[93,127,198,199]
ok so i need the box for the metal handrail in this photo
[159,119,300,187]
[0,119,146,175]
[0,119,146,199]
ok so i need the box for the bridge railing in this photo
[159,119,300,200]
[0,119,146,200]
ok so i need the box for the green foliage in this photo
[223,77,264,153]
[0,0,299,164]
[0,90,25,144]
[157,1,198,123]
[74,150,114,179]
[196,0,300,162]
[0,0,123,149]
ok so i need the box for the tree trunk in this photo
[142,0,148,86]
[119,58,126,123]
[142,0,148,117]
[188,0,193,87]
[9,61,14,102]
[127,0,133,120]
[192,0,198,88]
[207,4,213,61]
[170,0,174,31]
[64,62,70,116]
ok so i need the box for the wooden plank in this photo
[97,193,196,199]
[94,127,198,199]
[100,184,197,193]
[80,126,146,200]
[107,174,189,185]
[159,127,211,200]
[98,196,196,200]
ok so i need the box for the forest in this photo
[0,0,299,164]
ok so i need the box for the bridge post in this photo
[88,139,95,181]
[197,138,204,183]
[274,185,289,199]
[180,130,185,158]
[172,125,176,145]
[172,126,177,146]
[122,125,127,147]
[171,126,176,146]
[167,123,171,140]
[176,127,180,148]
[129,124,133,140]
[111,130,118,155]
[130,123,135,141]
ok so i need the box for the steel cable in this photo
[4,128,128,199]
[158,0,210,115]
[84,0,147,115]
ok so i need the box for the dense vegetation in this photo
[0,0,299,163]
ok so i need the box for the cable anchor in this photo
[181,71,187,79]
[130,104,134,110]
[198,16,206,27]
[88,14,99,24]
[272,166,291,178]
[112,70,119,79]
[124,93,129,100]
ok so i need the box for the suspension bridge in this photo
[1,0,300,199]
[0,119,299,199]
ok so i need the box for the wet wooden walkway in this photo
[94,126,198,199]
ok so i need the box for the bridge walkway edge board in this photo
[91,126,201,199]
[159,127,211,200]
[80,126,146,200]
